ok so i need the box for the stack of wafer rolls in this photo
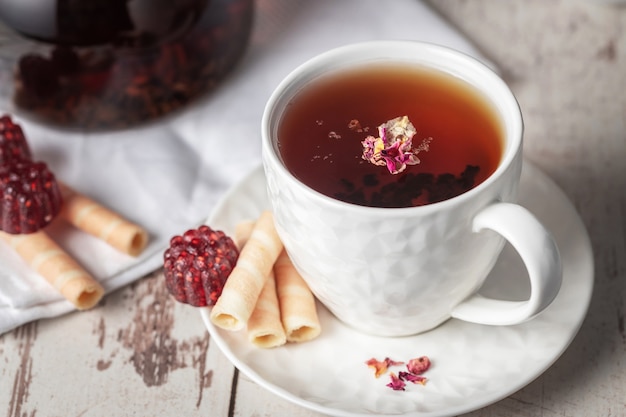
[210,212,321,348]
[0,230,104,310]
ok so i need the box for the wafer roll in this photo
[233,220,255,249]
[274,249,321,342]
[0,230,104,309]
[247,270,286,348]
[235,220,287,348]
[210,211,283,331]
[59,183,148,257]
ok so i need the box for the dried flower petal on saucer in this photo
[398,371,427,385]
[406,356,431,375]
[386,372,406,391]
[365,358,386,377]
[361,115,432,174]
[367,355,431,392]
[365,357,404,378]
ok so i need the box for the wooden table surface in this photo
[2,1,625,416]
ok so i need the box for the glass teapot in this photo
[0,0,254,130]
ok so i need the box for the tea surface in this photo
[277,64,504,208]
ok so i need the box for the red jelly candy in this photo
[0,161,63,234]
[0,114,33,165]
[163,225,239,307]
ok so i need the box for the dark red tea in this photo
[277,64,504,208]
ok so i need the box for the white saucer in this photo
[200,161,593,417]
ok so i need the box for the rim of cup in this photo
[262,40,523,215]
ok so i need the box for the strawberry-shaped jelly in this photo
[0,114,32,164]
[163,225,239,307]
[0,161,63,234]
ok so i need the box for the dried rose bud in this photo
[361,115,432,174]
[406,356,431,375]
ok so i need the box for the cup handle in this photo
[450,202,562,325]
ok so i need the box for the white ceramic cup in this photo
[261,41,562,337]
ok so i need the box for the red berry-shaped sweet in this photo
[163,225,239,307]
[0,114,32,165]
[0,161,63,234]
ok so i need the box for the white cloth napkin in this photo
[0,0,491,335]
